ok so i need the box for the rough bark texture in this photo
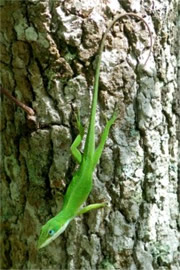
[0,0,179,269]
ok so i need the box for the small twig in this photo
[0,85,35,116]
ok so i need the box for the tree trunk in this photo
[1,0,179,269]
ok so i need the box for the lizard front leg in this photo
[76,202,109,216]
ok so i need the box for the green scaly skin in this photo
[37,12,152,249]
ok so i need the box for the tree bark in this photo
[0,0,179,269]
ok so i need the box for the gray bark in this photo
[0,0,179,269]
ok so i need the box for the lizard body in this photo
[37,13,152,249]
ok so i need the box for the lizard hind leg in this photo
[93,111,117,167]
[75,110,84,138]
[70,110,85,164]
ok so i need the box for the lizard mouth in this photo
[38,220,71,249]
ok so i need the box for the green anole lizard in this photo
[37,13,152,249]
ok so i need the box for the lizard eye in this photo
[48,229,55,236]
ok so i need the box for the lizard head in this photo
[37,216,70,249]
